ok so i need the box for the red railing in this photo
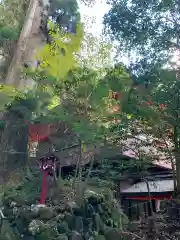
[126,195,172,200]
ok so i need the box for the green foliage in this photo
[46,66,120,143]
[105,64,131,93]
[81,152,153,189]
[3,169,42,205]
[0,18,83,115]
[103,0,180,73]
[120,66,179,128]
[29,63,130,144]
[0,0,29,81]
[0,84,49,122]
[36,22,83,79]
[0,27,19,40]
[0,120,4,129]
[103,0,180,141]
[0,85,20,110]
[3,180,128,240]
[0,0,29,28]
[49,0,80,26]
[79,33,113,71]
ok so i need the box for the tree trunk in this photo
[173,126,179,195]
[5,0,48,88]
[175,151,180,195]
[0,0,49,187]
[0,112,28,187]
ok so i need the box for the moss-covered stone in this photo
[0,220,18,240]
[38,207,55,220]
[66,201,80,211]
[64,212,75,230]
[94,213,105,233]
[28,220,45,236]
[57,234,69,240]
[57,213,65,220]
[71,231,83,240]
[57,221,70,234]
[74,216,83,233]
[104,228,121,240]
[95,235,106,240]
[3,175,127,240]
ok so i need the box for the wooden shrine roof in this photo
[34,122,100,166]
[28,121,174,170]
[121,134,174,170]
[121,179,174,194]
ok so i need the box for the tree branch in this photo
[121,231,142,239]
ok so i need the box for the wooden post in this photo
[155,200,161,212]
[40,170,48,204]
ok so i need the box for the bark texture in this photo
[5,0,48,88]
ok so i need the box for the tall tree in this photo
[79,32,113,70]
[103,0,180,194]
[103,0,180,76]
[0,17,83,186]
[0,0,29,81]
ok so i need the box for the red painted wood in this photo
[40,170,49,204]
[126,195,172,200]
[28,124,50,142]
[146,101,153,106]
[159,104,166,110]
[25,121,59,142]
[112,92,119,100]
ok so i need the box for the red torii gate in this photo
[26,121,59,205]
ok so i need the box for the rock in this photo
[65,213,74,230]
[12,206,18,215]
[57,213,65,220]
[87,204,95,217]
[30,204,55,220]
[28,220,44,236]
[28,210,39,219]
[67,201,79,210]
[19,208,36,224]
[88,196,102,206]
[3,209,13,219]
[66,201,81,216]
[10,201,17,207]
[38,207,55,220]
[85,190,102,199]
[22,237,35,240]
[71,231,83,240]
[30,204,46,214]
[95,235,106,240]
[95,213,104,233]
[97,204,103,215]
[57,221,70,234]
[54,205,65,213]
[11,195,25,205]
[74,216,83,233]
[84,231,91,240]
[51,199,59,205]
[0,220,18,240]
[57,234,69,240]
[104,228,121,240]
